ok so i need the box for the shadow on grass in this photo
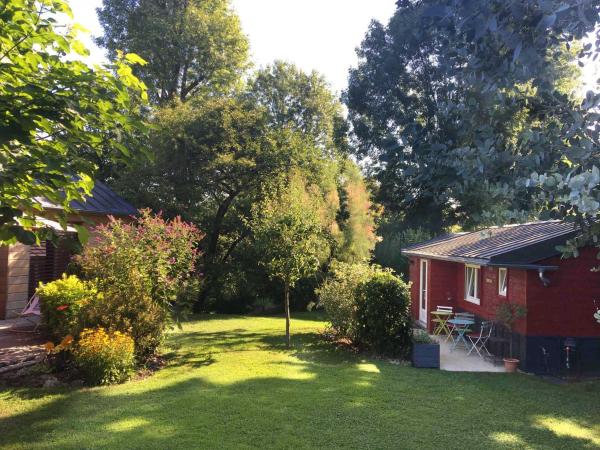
[1,320,600,449]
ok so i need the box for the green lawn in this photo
[1,313,599,449]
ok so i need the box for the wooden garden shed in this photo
[0,182,136,319]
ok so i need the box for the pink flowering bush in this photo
[76,209,203,358]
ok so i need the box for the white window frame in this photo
[498,268,508,296]
[464,264,480,305]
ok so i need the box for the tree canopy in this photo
[0,0,148,244]
[346,0,599,237]
[97,0,249,103]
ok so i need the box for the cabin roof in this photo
[402,220,578,265]
[36,181,137,217]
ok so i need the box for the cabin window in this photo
[498,268,508,296]
[464,265,480,305]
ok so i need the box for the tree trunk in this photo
[284,281,291,347]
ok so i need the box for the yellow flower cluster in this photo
[77,327,134,356]
[74,327,136,385]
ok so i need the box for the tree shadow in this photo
[1,322,600,449]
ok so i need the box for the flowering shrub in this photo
[73,327,135,385]
[37,275,98,339]
[76,210,202,358]
[44,334,75,371]
[83,277,168,359]
[44,335,74,354]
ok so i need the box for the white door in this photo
[419,259,428,325]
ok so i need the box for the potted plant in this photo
[411,330,440,368]
[495,302,527,372]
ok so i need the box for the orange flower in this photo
[60,335,74,347]
[56,304,69,311]
[44,341,55,353]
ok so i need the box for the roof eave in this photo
[401,250,490,266]
[42,206,135,217]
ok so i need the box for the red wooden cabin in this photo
[403,221,600,375]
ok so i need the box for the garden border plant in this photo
[318,262,412,358]
[36,211,203,385]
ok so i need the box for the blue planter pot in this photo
[412,343,440,368]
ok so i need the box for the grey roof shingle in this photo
[402,221,579,265]
[37,181,137,217]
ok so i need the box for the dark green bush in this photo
[354,271,412,357]
[317,262,375,337]
[82,279,168,360]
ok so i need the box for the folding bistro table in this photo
[447,317,475,351]
[430,310,453,337]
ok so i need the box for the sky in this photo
[70,0,597,95]
[70,0,397,95]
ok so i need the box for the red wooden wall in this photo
[409,249,600,337]
[526,247,600,336]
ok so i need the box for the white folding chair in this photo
[9,294,41,333]
[466,321,493,357]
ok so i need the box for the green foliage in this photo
[0,0,148,245]
[246,61,348,154]
[412,330,435,345]
[318,263,411,357]
[97,0,249,103]
[374,220,432,278]
[495,302,527,332]
[354,271,412,358]
[251,173,330,288]
[76,211,202,358]
[316,262,378,337]
[113,64,377,312]
[73,327,135,385]
[37,275,98,339]
[77,210,202,309]
[251,173,330,345]
[346,0,598,234]
[334,161,378,263]
[81,275,169,360]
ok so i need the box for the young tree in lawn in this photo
[0,0,148,245]
[251,174,329,346]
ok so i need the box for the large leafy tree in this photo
[96,0,249,103]
[346,0,598,235]
[0,0,148,244]
[114,61,377,310]
[246,61,349,155]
